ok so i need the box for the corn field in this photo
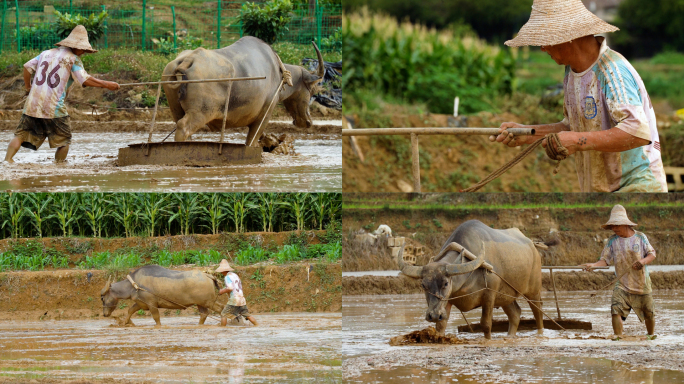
[0,192,341,239]
[343,10,516,114]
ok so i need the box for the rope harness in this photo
[461,132,570,192]
[589,269,630,303]
[423,258,567,332]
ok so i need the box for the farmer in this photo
[491,0,667,193]
[216,259,258,327]
[582,205,656,336]
[4,25,120,164]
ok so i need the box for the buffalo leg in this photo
[435,302,452,335]
[502,300,522,336]
[527,292,544,335]
[123,303,141,326]
[198,306,208,325]
[480,292,496,339]
[148,305,162,327]
[245,108,274,147]
[175,112,207,142]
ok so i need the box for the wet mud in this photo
[0,131,341,192]
[0,313,341,383]
[343,290,684,383]
[389,327,465,346]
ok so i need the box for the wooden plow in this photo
[457,266,609,333]
[117,76,266,166]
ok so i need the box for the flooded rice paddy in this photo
[0,130,341,192]
[343,290,684,383]
[0,313,341,383]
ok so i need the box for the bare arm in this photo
[582,259,608,271]
[23,67,32,93]
[219,287,233,295]
[552,127,650,155]
[83,76,120,91]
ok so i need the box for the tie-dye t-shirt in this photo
[23,46,91,119]
[562,37,667,193]
[600,231,656,295]
[224,272,247,306]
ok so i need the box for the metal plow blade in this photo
[117,142,262,167]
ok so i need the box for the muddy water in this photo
[0,313,341,383]
[343,290,684,383]
[0,131,341,192]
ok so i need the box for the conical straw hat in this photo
[601,205,638,230]
[505,0,619,47]
[55,25,97,53]
[215,259,235,273]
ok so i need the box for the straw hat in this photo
[601,205,638,230]
[505,0,619,47]
[215,259,234,273]
[55,25,97,53]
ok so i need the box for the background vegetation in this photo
[0,192,341,239]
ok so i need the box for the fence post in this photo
[316,0,322,48]
[14,0,18,52]
[69,0,73,14]
[1,1,6,53]
[216,0,221,49]
[142,0,146,52]
[172,6,176,51]
[102,5,108,49]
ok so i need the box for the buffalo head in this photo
[283,41,325,129]
[397,243,485,324]
[100,276,118,317]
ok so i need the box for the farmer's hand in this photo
[632,260,644,270]
[106,81,120,91]
[542,131,578,156]
[581,263,595,272]
[24,86,31,95]
[490,122,532,147]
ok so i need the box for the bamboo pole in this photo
[118,76,265,87]
[145,83,162,155]
[342,128,535,136]
[411,133,420,193]
[549,268,561,320]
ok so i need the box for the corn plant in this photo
[2,193,25,238]
[286,193,313,231]
[109,194,138,238]
[200,194,228,235]
[235,245,268,265]
[274,244,303,263]
[255,193,288,232]
[224,193,254,233]
[140,193,172,237]
[52,193,82,237]
[84,193,108,238]
[23,193,54,238]
[168,193,202,236]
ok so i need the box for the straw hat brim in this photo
[601,220,638,230]
[215,262,235,273]
[505,3,619,47]
[55,41,97,53]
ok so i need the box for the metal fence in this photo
[0,0,341,53]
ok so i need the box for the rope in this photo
[461,132,570,192]
[590,269,630,302]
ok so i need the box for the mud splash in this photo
[0,131,341,191]
[389,327,465,346]
[0,314,341,383]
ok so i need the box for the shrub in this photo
[274,244,303,263]
[235,246,269,265]
[54,10,109,43]
[321,27,341,51]
[237,0,294,44]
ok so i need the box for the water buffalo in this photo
[162,36,325,144]
[100,265,222,326]
[398,220,551,339]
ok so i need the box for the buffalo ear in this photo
[303,71,322,87]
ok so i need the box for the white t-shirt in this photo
[225,272,246,306]
[23,46,91,118]
[600,231,656,295]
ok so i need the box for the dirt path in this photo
[0,313,341,383]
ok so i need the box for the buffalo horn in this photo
[397,244,423,279]
[100,276,113,296]
[445,243,486,276]
[312,41,325,77]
